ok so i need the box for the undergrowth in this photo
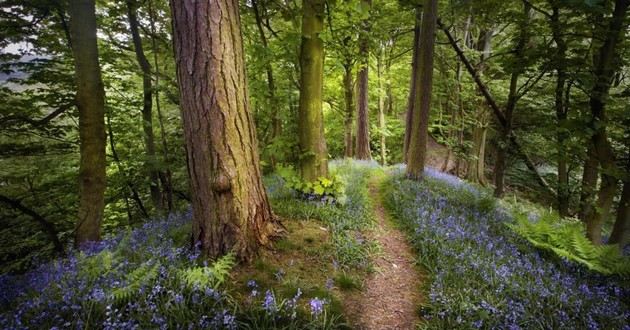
[267,159,380,270]
[383,165,629,329]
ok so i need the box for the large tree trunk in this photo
[127,0,163,211]
[252,0,281,169]
[549,4,570,217]
[403,7,422,162]
[583,0,629,244]
[343,63,354,158]
[494,1,531,197]
[69,0,107,246]
[355,0,372,160]
[170,0,282,260]
[297,0,328,181]
[406,0,437,179]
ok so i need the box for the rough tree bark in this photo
[170,0,283,259]
[298,0,328,181]
[127,0,163,210]
[494,1,531,197]
[403,6,422,162]
[355,0,372,160]
[406,0,437,179]
[69,0,107,246]
[584,0,629,244]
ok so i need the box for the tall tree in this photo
[377,42,387,165]
[583,0,629,244]
[547,1,570,217]
[355,0,372,160]
[69,0,107,245]
[298,0,328,181]
[406,0,437,179]
[466,29,493,185]
[343,60,354,158]
[170,0,282,259]
[493,1,532,197]
[403,6,421,161]
[127,0,163,210]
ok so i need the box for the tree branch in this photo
[0,193,65,254]
[439,18,557,197]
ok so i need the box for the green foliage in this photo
[180,253,236,290]
[277,165,345,201]
[509,213,630,275]
[111,262,160,303]
[333,272,361,291]
[271,160,379,270]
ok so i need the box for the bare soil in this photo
[344,179,423,330]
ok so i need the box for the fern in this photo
[509,212,630,276]
[180,253,235,290]
[111,262,160,302]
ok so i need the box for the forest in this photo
[0,0,629,328]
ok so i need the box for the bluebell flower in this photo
[309,298,325,317]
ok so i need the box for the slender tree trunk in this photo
[106,109,149,219]
[466,29,492,185]
[252,0,281,169]
[297,0,328,181]
[584,0,629,244]
[385,55,394,116]
[454,16,471,177]
[467,118,488,184]
[148,0,174,211]
[439,19,557,197]
[406,0,437,180]
[579,144,599,221]
[494,1,531,197]
[69,0,107,246]
[170,0,283,260]
[343,63,354,158]
[377,44,386,165]
[609,176,630,247]
[355,0,372,160]
[549,3,570,217]
[403,6,421,162]
[127,0,163,211]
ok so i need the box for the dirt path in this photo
[344,178,422,329]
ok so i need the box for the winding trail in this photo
[345,177,423,329]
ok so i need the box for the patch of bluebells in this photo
[0,211,239,329]
[385,166,630,329]
[241,282,332,326]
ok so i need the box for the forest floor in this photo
[344,177,423,329]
